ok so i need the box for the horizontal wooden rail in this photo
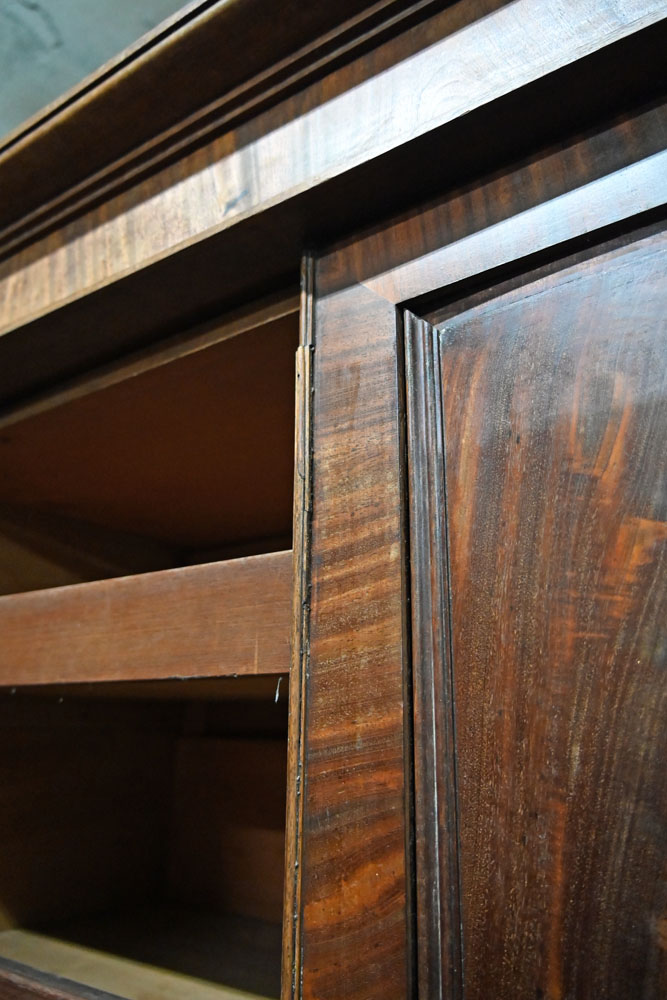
[0,550,291,686]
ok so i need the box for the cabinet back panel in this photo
[0,683,288,933]
[0,313,297,566]
[0,697,177,930]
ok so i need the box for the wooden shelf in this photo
[0,550,291,687]
[0,907,282,1000]
[0,700,287,999]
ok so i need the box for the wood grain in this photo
[0,0,661,341]
[0,0,438,254]
[297,280,412,999]
[0,550,292,686]
[310,88,667,1000]
[0,26,663,405]
[320,100,667,300]
[433,229,667,997]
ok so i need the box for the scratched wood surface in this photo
[426,231,667,997]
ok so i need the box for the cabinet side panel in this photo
[300,282,411,999]
[438,230,667,998]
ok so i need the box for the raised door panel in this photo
[408,228,667,998]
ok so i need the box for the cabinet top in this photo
[0,0,433,254]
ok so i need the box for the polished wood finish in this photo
[320,100,667,302]
[0,5,664,403]
[0,550,292,686]
[404,313,462,1000]
[302,81,666,1000]
[296,281,412,998]
[1,2,665,998]
[428,231,667,999]
[0,0,438,254]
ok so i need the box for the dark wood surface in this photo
[295,277,413,999]
[169,737,287,926]
[1,6,664,404]
[304,80,667,1000]
[320,100,667,302]
[426,230,667,998]
[0,0,438,255]
[0,695,177,932]
[1,5,665,999]
[0,691,287,998]
[404,313,462,1000]
[0,550,292,685]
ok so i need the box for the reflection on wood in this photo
[437,230,667,998]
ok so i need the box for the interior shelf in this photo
[0,681,288,1000]
[0,549,292,686]
[0,909,281,999]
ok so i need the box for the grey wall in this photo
[0,0,187,139]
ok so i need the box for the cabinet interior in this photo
[0,299,297,997]
[0,677,288,999]
[0,310,299,596]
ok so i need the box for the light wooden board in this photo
[0,550,292,685]
[0,930,270,1000]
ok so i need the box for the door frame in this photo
[285,97,667,999]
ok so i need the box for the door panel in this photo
[307,95,666,1000]
[433,230,666,998]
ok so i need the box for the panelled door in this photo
[287,96,666,1000]
[405,227,666,1000]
